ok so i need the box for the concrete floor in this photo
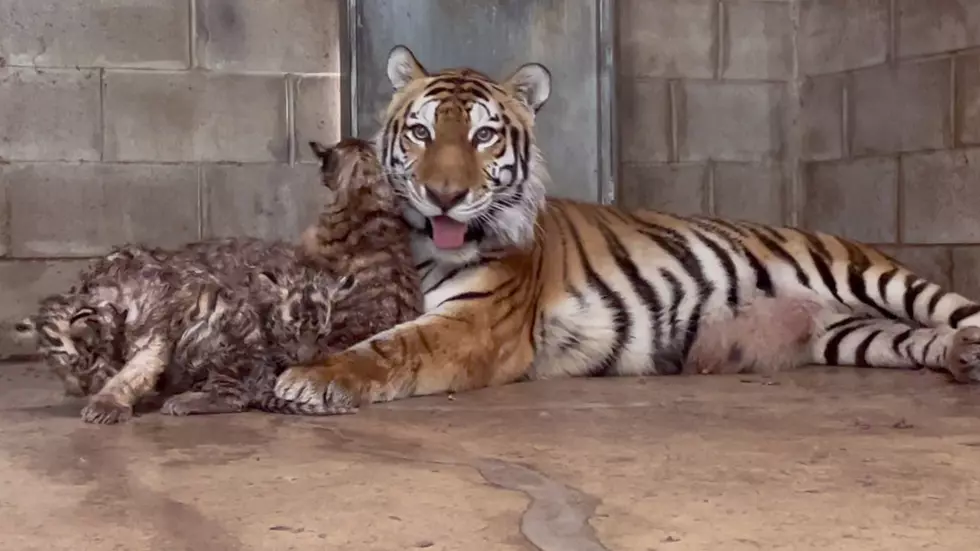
[1,364,979,551]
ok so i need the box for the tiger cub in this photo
[15,293,126,397]
[19,244,356,423]
[301,138,423,350]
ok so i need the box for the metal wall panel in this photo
[345,0,616,203]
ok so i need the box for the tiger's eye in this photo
[410,125,431,141]
[473,127,495,144]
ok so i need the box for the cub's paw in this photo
[947,327,980,383]
[81,395,133,425]
[161,391,246,416]
[274,366,362,414]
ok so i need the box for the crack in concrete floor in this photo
[475,458,610,551]
[297,424,610,550]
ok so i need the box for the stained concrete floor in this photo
[1,363,979,551]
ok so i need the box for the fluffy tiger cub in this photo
[270,44,980,414]
[19,244,356,423]
[300,137,423,352]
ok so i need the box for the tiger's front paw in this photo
[273,365,364,415]
[81,394,133,425]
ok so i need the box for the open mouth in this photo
[425,216,486,250]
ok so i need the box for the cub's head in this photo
[309,137,388,196]
[250,267,358,364]
[17,295,125,397]
[376,45,552,264]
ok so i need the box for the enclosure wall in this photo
[0,0,344,357]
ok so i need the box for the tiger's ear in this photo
[387,45,428,90]
[503,62,552,113]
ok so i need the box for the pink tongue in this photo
[431,216,468,249]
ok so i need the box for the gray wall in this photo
[797,0,980,296]
[617,0,794,227]
[0,0,343,357]
[617,0,980,299]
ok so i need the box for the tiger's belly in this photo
[527,288,680,379]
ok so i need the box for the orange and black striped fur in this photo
[273,45,980,412]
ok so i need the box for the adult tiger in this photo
[274,45,980,412]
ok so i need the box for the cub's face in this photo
[18,296,125,397]
[377,45,553,264]
[251,268,358,364]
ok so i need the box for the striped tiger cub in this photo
[300,137,423,352]
[17,243,356,423]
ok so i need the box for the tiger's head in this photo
[376,45,552,265]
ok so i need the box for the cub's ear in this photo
[503,62,552,113]
[250,270,290,300]
[309,140,341,182]
[386,45,428,90]
[330,274,358,299]
[68,307,99,341]
[13,316,36,335]
[309,140,332,162]
[249,270,279,288]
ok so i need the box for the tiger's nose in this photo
[425,187,468,211]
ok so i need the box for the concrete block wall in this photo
[0,0,342,358]
[617,0,795,226]
[619,0,980,300]
[798,0,980,298]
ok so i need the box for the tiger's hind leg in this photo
[812,313,980,382]
[684,296,823,375]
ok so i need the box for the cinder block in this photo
[619,163,707,216]
[798,0,889,75]
[618,0,716,78]
[203,164,323,242]
[4,163,200,257]
[803,157,898,243]
[0,179,8,257]
[800,74,844,161]
[875,245,952,289]
[196,0,341,73]
[618,78,671,163]
[902,149,980,244]
[0,259,96,358]
[677,81,786,162]
[956,53,980,145]
[850,60,951,156]
[713,163,785,226]
[0,0,190,69]
[952,247,980,299]
[721,1,792,81]
[295,76,343,164]
[103,71,288,163]
[0,68,100,161]
[897,0,980,58]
